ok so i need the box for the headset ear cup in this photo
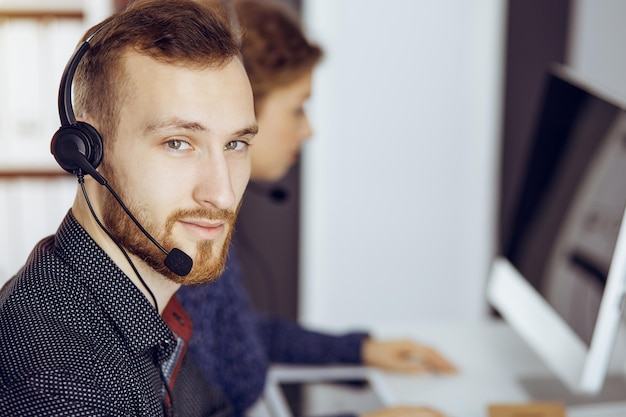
[77,121,103,169]
[50,122,103,174]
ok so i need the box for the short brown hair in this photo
[73,0,239,142]
[233,0,323,110]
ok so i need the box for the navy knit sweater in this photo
[177,248,369,416]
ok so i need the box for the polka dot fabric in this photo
[0,211,176,416]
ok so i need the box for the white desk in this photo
[262,320,626,417]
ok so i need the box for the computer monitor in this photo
[487,65,626,395]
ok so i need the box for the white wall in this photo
[299,1,506,330]
[568,0,626,99]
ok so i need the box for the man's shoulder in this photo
[0,239,116,380]
[1,236,93,323]
[1,281,103,373]
[0,264,148,415]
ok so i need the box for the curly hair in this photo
[233,0,323,111]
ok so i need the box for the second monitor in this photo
[488,64,626,395]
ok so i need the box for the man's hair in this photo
[233,0,323,111]
[73,0,240,142]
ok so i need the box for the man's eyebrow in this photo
[144,118,258,138]
[143,117,207,135]
[233,124,259,138]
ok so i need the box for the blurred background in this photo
[1,0,625,333]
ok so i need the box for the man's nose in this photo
[192,155,236,210]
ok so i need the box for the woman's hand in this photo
[362,338,457,374]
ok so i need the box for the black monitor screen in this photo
[505,68,626,345]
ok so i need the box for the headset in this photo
[50,26,105,183]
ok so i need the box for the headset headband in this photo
[57,24,107,127]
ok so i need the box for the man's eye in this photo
[166,139,190,150]
[225,140,248,151]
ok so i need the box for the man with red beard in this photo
[0,1,256,416]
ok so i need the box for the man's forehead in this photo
[117,51,243,98]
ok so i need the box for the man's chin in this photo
[174,261,226,285]
[179,272,222,286]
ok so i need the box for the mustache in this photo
[165,207,237,231]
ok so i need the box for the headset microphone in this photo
[50,24,193,277]
[247,181,289,203]
[268,187,288,203]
